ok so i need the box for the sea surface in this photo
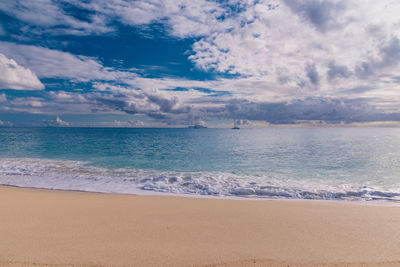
[0,127,399,202]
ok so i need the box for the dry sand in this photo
[0,186,400,266]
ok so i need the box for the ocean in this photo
[0,127,399,202]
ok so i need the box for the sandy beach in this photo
[0,186,399,266]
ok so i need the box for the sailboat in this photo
[232,120,240,129]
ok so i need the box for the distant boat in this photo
[188,125,207,129]
[232,126,240,129]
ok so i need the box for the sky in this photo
[0,0,400,127]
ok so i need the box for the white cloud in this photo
[55,116,70,126]
[184,0,400,111]
[190,1,400,81]
[69,0,225,38]
[39,116,71,127]
[0,53,44,90]
[112,120,145,127]
[0,0,111,35]
[0,42,133,82]
[3,1,399,104]
[1,0,224,37]
[1,0,400,123]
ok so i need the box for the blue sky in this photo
[1,0,400,127]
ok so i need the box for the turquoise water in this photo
[0,127,400,201]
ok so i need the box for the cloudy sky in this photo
[1,0,400,127]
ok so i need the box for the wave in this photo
[0,158,399,202]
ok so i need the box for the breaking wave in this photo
[1,158,399,202]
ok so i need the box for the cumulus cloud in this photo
[55,116,70,126]
[0,53,44,90]
[0,0,111,35]
[189,1,400,85]
[1,0,400,124]
[112,120,145,127]
[305,63,320,86]
[1,0,225,37]
[225,98,397,124]
[283,0,347,32]
[0,84,398,125]
[41,116,70,127]
[0,42,133,82]
[327,62,351,80]
[3,1,400,98]
[80,0,224,38]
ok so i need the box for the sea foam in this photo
[0,158,399,202]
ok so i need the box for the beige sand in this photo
[0,186,399,266]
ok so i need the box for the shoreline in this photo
[1,183,400,207]
[1,185,400,266]
[2,157,399,203]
